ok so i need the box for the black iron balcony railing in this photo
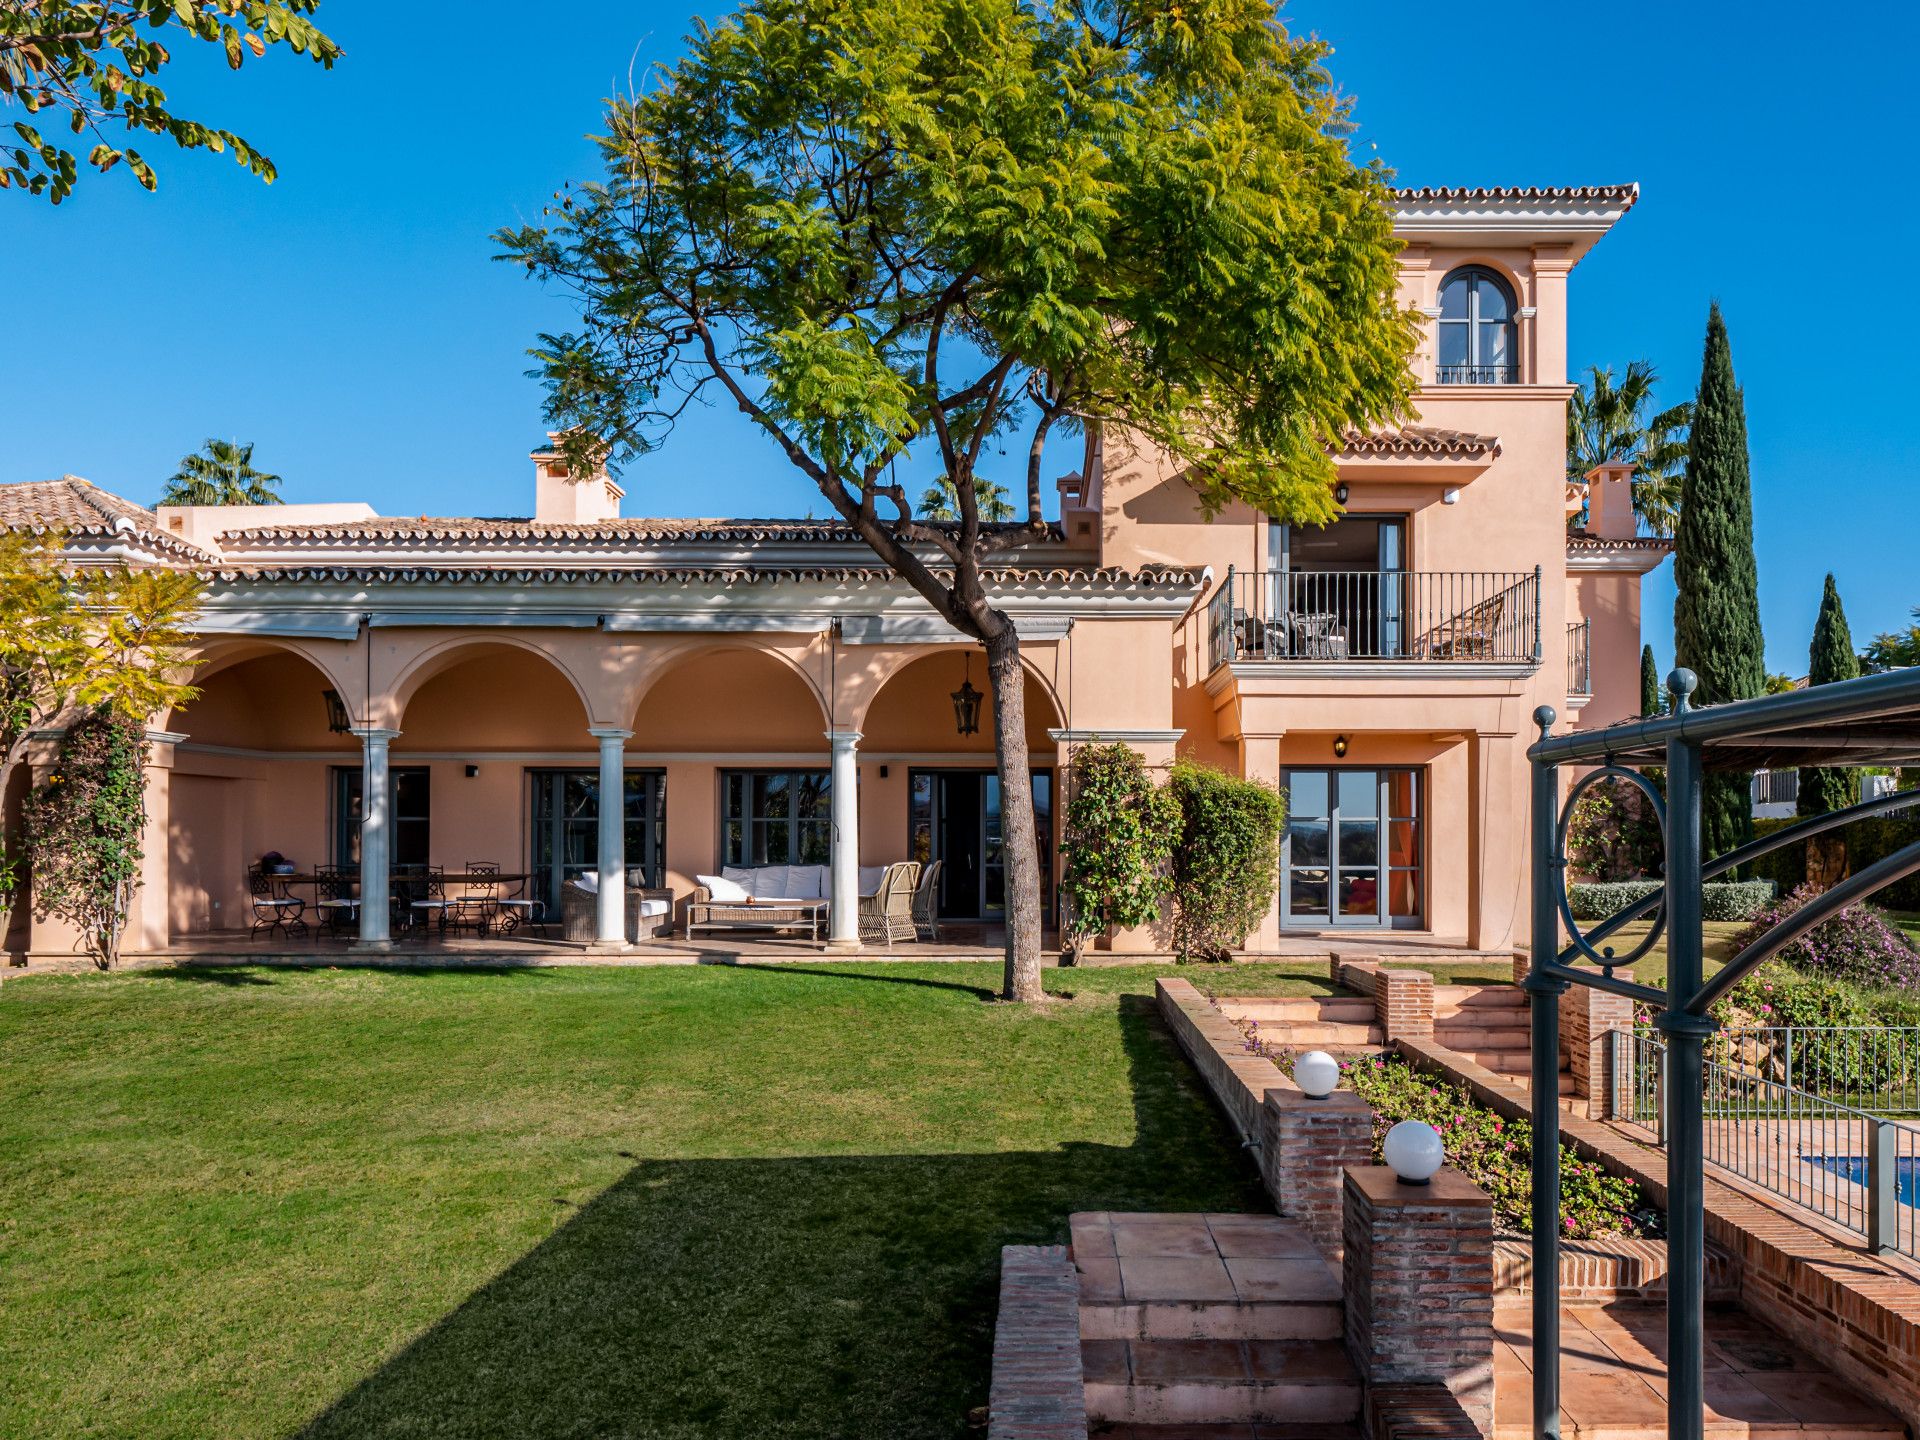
[1567,619,1592,696]
[1434,362,1519,384]
[1206,567,1541,671]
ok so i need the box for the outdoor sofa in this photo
[560,870,674,943]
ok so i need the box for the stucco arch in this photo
[385,633,598,731]
[168,639,359,748]
[852,648,1064,754]
[844,644,1066,740]
[628,638,831,752]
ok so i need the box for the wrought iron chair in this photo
[454,861,500,933]
[313,863,360,937]
[247,866,306,940]
[407,866,451,933]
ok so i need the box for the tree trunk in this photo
[984,624,1045,1002]
[1805,833,1848,891]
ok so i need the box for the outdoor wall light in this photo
[1294,1050,1340,1099]
[1382,1120,1445,1185]
[321,688,351,734]
[1333,735,1349,758]
[465,764,480,779]
[1334,483,1350,505]
[951,653,983,736]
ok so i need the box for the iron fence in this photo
[1435,363,1519,384]
[1750,769,1800,807]
[1205,567,1540,671]
[1614,1028,1919,1258]
[1567,619,1591,696]
[1714,1026,1920,1115]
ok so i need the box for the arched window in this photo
[1435,267,1518,384]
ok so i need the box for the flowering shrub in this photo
[1729,884,1920,991]
[1250,1041,1649,1238]
[1717,960,1920,1093]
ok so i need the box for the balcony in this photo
[1434,362,1519,385]
[1567,620,1592,696]
[1206,567,1542,671]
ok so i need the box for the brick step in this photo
[1079,1295,1342,1343]
[1082,1338,1361,1426]
[1227,998,1378,1024]
[1252,1021,1385,1047]
[1433,989,1527,1018]
[1433,1024,1533,1049]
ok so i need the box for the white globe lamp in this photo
[1382,1120,1445,1185]
[1294,1050,1340,1099]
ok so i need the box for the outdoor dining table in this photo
[269,872,535,933]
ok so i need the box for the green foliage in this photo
[24,709,147,968]
[1640,645,1662,718]
[1748,814,1920,911]
[1317,1052,1647,1237]
[919,476,1012,522]
[1059,743,1180,945]
[1862,609,1920,672]
[1566,879,1774,923]
[1721,961,1920,1094]
[159,438,282,506]
[1673,303,1764,862]
[1729,883,1920,991]
[1564,776,1662,883]
[1566,360,1692,537]
[1166,759,1284,962]
[1798,574,1859,816]
[0,2,339,202]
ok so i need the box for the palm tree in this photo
[160,439,283,506]
[1566,361,1692,537]
[919,475,1015,522]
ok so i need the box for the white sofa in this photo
[717,864,887,900]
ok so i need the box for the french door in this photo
[908,769,1053,920]
[1281,768,1422,928]
[528,769,667,917]
[331,766,430,871]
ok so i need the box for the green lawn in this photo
[0,959,1347,1440]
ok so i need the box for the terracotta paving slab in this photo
[1493,1303,1903,1440]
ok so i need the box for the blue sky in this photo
[7,0,1916,673]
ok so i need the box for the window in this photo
[330,765,430,871]
[1280,767,1421,928]
[721,769,831,866]
[528,769,667,915]
[1435,267,1517,384]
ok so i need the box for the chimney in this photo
[1584,460,1637,539]
[532,433,623,524]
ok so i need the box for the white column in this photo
[826,729,861,950]
[353,727,400,947]
[590,727,632,946]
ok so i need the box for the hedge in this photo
[1747,814,1920,911]
[1566,878,1776,922]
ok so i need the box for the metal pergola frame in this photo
[1525,664,1920,1440]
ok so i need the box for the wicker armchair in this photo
[911,858,944,942]
[858,860,920,947]
[560,871,673,943]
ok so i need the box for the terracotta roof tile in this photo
[203,562,1202,590]
[1335,425,1500,459]
[1393,184,1639,211]
[0,477,207,559]
[216,516,1069,546]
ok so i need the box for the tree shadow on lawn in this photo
[293,995,1265,1440]
[718,960,1001,1000]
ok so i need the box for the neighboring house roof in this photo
[0,476,208,562]
[1565,533,1673,575]
[213,516,1043,546]
[1336,425,1500,460]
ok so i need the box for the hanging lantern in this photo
[322,688,351,734]
[950,653,983,736]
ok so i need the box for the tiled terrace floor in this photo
[1494,1302,1904,1440]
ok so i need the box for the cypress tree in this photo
[1640,645,1662,718]
[1797,574,1859,815]
[1673,303,1765,860]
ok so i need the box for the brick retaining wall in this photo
[987,1244,1085,1440]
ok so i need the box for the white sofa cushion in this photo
[857,865,886,897]
[699,872,751,903]
[573,872,598,893]
[637,898,670,918]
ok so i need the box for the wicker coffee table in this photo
[686,896,830,943]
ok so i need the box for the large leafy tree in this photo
[1862,608,1920,672]
[1566,360,1692,537]
[1,1,339,202]
[0,530,200,935]
[499,0,1418,999]
[1672,303,1765,862]
[160,438,282,505]
[1798,574,1858,818]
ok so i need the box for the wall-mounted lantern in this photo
[1333,734,1350,758]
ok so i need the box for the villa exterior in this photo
[1,183,1667,961]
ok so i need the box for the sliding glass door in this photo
[528,769,667,917]
[1281,768,1421,928]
